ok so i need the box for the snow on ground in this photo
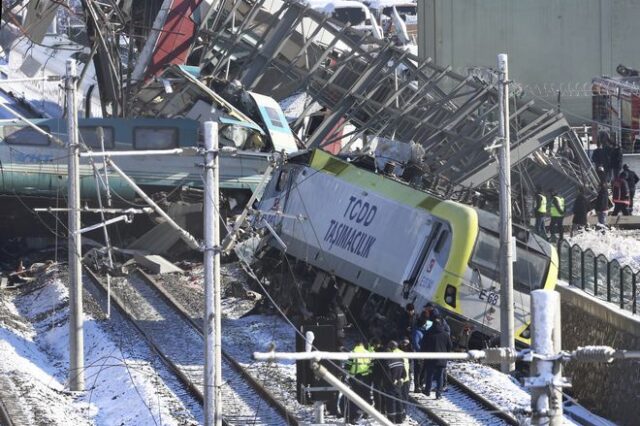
[566,190,640,269]
[0,267,200,425]
[567,227,640,270]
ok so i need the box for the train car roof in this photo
[307,148,478,233]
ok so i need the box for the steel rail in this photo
[447,373,519,425]
[83,267,214,423]
[135,268,300,426]
[0,395,15,426]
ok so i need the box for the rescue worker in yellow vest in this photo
[549,189,565,242]
[534,186,548,238]
[346,339,372,424]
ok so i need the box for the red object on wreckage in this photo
[147,0,205,78]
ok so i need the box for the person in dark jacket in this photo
[368,337,386,413]
[596,166,607,185]
[591,141,607,170]
[428,309,451,390]
[410,317,431,392]
[571,188,590,236]
[429,308,451,335]
[611,172,631,216]
[383,340,406,424]
[623,164,639,212]
[603,142,613,182]
[594,182,610,226]
[610,143,624,183]
[420,319,452,399]
[397,303,416,340]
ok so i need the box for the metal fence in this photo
[557,240,639,314]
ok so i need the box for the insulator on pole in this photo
[572,346,616,363]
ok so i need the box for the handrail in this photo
[557,239,638,314]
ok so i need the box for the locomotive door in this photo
[403,222,444,301]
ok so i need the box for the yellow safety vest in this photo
[536,194,547,214]
[348,344,372,376]
[550,196,565,217]
[392,348,410,383]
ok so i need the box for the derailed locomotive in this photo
[255,150,558,346]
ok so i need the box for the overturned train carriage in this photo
[257,150,558,346]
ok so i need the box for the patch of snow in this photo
[567,227,640,271]
[0,270,199,425]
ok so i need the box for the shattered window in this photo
[133,127,178,149]
[4,126,50,146]
[79,126,114,149]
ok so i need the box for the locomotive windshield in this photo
[471,230,548,292]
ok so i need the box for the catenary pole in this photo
[498,53,515,373]
[203,122,222,426]
[529,290,563,425]
[66,59,84,391]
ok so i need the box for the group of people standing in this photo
[592,137,639,217]
[534,187,567,241]
[532,143,638,241]
[344,303,453,424]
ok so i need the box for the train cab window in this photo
[513,247,548,291]
[470,231,500,281]
[134,127,178,149]
[434,230,448,253]
[471,230,548,292]
[79,126,114,149]
[264,106,285,129]
[4,126,50,146]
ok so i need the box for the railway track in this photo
[408,374,518,425]
[85,267,299,425]
[146,265,520,426]
[87,264,518,425]
[0,394,15,426]
[0,375,29,426]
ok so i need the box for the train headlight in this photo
[520,326,531,339]
[444,284,457,308]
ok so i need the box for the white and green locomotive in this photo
[257,150,558,346]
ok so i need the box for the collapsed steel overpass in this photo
[188,0,598,213]
[7,0,599,218]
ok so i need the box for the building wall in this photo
[417,0,640,124]
[556,284,640,425]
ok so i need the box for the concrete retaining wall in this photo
[557,283,640,425]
